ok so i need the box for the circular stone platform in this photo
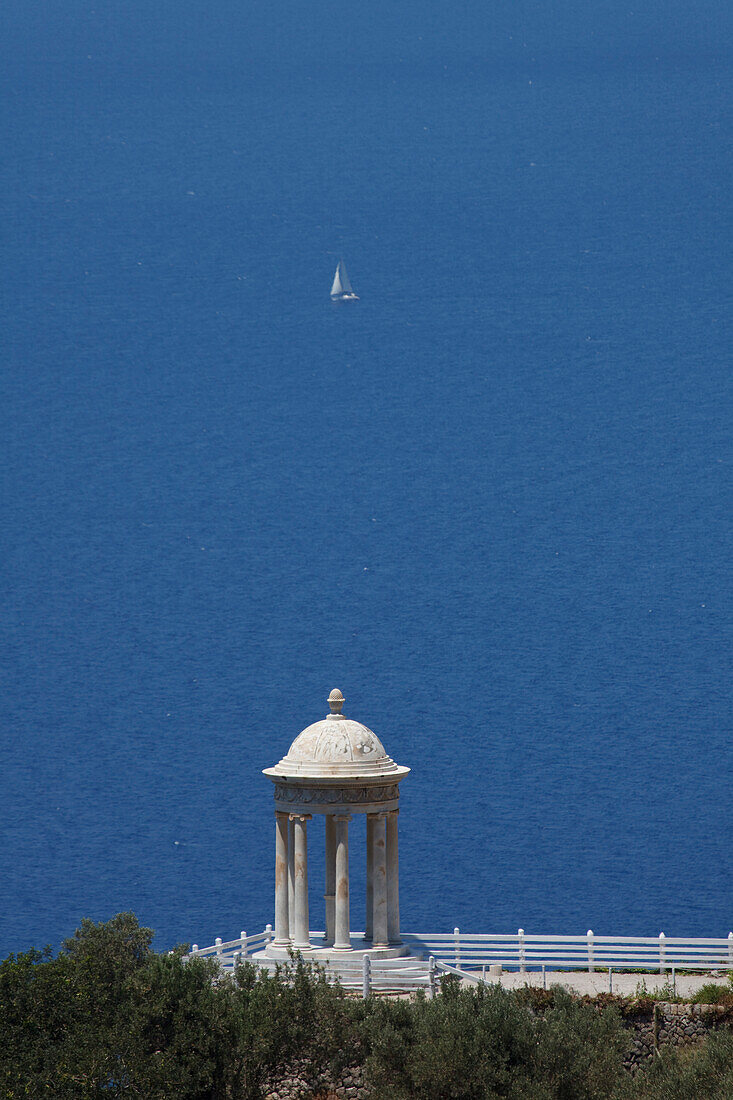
[258,934,411,962]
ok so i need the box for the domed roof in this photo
[263,689,410,783]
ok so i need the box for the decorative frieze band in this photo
[274,783,399,806]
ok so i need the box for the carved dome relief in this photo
[263,689,410,786]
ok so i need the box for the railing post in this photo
[241,931,248,959]
[266,924,273,944]
[215,937,223,960]
[518,928,526,973]
[428,955,436,999]
[191,944,198,957]
[362,954,371,999]
[728,932,733,969]
[542,964,546,990]
[587,930,595,973]
[609,968,613,995]
[454,927,461,969]
[659,932,666,974]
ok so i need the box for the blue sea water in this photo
[1,2,731,957]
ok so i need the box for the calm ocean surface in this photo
[2,2,731,957]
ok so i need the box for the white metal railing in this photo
[324,954,434,996]
[188,927,274,964]
[401,929,733,974]
[185,927,434,995]
[185,927,733,992]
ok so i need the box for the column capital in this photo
[289,812,312,823]
[333,812,352,823]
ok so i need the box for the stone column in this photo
[288,815,295,940]
[291,814,312,950]
[365,813,375,941]
[334,813,352,950]
[371,812,388,948]
[273,811,290,946]
[387,809,401,944]
[324,814,336,946]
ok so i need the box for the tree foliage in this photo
[0,914,731,1099]
[362,978,629,1100]
[0,916,358,1100]
[617,1031,733,1100]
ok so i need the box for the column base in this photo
[261,936,411,961]
[323,892,335,948]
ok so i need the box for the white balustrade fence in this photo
[188,927,274,964]
[185,927,733,996]
[401,929,733,974]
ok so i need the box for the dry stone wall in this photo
[262,1060,368,1100]
[262,1002,732,1095]
[623,1002,731,1073]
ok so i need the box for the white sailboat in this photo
[330,260,359,302]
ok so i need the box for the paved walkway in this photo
[483,969,730,999]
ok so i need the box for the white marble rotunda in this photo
[262,689,410,958]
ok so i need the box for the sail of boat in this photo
[330,260,359,301]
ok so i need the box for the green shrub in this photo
[689,982,733,1005]
[632,978,679,1002]
[2,915,733,1100]
[361,981,629,1100]
[228,955,364,1097]
[618,1031,733,1100]
[0,914,229,1100]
